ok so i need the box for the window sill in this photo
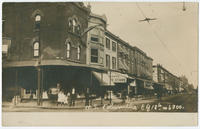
[90,41,104,46]
[65,58,81,63]
[68,31,81,37]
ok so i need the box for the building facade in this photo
[86,13,107,69]
[153,64,181,95]
[2,2,102,104]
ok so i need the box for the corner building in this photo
[2,3,105,104]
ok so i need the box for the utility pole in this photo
[109,70,112,104]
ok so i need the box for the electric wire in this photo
[135,2,184,75]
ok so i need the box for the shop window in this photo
[112,41,116,52]
[112,57,116,69]
[77,46,81,60]
[33,42,39,57]
[66,42,71,58]
[91,48,98,63]
[106,38,110,49]
[106,54,110,69]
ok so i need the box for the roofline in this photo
[89,13,107,24]
[155,64,179,78]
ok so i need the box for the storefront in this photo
[2,62,107,106]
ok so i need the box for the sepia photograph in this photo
[1,1,198,126]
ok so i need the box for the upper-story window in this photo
[66,42,71,58]
[77,24,81,34]
[77,46,81,60]
[106,38,110,50]
[106,54,110,69]
[91,35,99,43]
[72,19,77,33]
[68,17,81,35]
[112,41,116,52]
[112,57,116,70]
[35,14,41,22]
[91,48,98,63]
[33,42,39,57]
[2,38,11,57]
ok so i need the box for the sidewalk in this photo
[2,97,158,112]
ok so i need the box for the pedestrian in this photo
[85,88,90,107]
[57,90,64,106]
[63,92,69,105]
[70,88,76,106]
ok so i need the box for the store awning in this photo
[144,81,154,90]
[92,71,115,86]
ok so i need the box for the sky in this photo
[87,2,198,88]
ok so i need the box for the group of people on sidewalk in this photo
[57,88,76,107]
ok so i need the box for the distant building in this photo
[153,64,181,94]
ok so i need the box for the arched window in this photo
[72,19,77,32]
[35,14,41,22]
[77,46,81,60]
[66,42,71,58]
[77,24,81,34]
[72,19,77,26]
[33,42,39,57]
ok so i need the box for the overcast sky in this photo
[87,2,198,88]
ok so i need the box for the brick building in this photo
[2,2,107,104]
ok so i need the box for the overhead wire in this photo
[135,2,184,75]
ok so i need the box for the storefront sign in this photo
[111,72,127,83]
[111,77,127,83]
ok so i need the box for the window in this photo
[77,46,81,60]
[112,57,116,69]
[91,35,99,42]
[35,14,41,22]
[106,38,110,49]
[33,42,39,57]
[72,19,77,32]
[106,54,110,69]
[112,41,116,52]
[77,24,81,34]
[91,48,98,63]
[100,57,104,64]
[66,43,71,58]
